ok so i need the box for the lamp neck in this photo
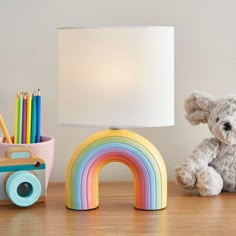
[109,127,120,130]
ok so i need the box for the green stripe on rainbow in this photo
[66,129,167,211]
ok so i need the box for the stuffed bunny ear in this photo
[185,91,215,125]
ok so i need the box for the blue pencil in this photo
[31,92,37,143]
[36,89,41,143]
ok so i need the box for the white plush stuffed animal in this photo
[175,91,236,196]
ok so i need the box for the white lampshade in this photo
[58,27,174,127]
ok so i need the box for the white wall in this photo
[1,0,236,182]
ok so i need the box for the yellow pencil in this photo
[0,114,12,144]
[14,93,19,144]
[26,93,32,144]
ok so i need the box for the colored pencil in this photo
[36,89,41,143]
[17,92,23,144]
[22,93,27,144]
[14,93,19,144]
[0,114,12,143]
[26,93,32,144]
[31,92,37,143]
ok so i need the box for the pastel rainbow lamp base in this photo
[66,129,167,211]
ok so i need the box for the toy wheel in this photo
[6,171,42,207]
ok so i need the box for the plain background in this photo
[0,0,236,182]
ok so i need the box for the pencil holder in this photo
[0,136,54,189]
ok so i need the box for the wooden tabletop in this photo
[0,182,235,235]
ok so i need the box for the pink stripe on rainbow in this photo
[66,129,167,211]
[84,152,147,209]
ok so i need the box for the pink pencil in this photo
[22,93,27,144]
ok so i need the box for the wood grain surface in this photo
[0,182,235,235]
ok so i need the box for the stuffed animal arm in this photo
[175,137,223,196]
[175,91,236,196]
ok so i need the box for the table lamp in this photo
[58,27,174,211]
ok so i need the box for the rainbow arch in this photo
[66,129,167,211]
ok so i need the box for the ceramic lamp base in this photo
[66,129,167,211]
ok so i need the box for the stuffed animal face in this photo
[208,100,236,145]
[185,91,236,145]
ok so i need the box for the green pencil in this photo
[17,92,23,144]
